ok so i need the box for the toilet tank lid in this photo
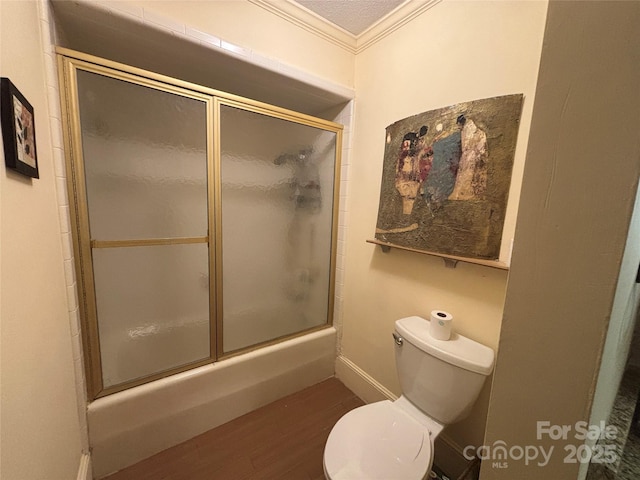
[395,316,495,375]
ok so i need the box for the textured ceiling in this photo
[293,0,405,36]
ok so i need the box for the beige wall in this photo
[7,1,638,479]
[342,0,547,449]
[0,1,84,479]
[128,0,355,88]
[482,1,640,478]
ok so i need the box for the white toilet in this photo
[323,316,495,480]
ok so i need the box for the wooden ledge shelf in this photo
[366,239,509,271]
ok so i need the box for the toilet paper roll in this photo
[429,310,453,340]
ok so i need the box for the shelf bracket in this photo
[443,258,458,269]
[366,239,509,271]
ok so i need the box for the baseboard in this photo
[334,355,396,404]
[335,354,473,477]
[76,453,92,480]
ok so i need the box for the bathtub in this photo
[88,326,337,478]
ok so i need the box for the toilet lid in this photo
[324,400,432,480]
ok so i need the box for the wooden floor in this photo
[102,378,364,480]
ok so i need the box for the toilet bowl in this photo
[323,316,495,480]
[323,396,444,480]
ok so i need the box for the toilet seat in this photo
[323,400,433,480]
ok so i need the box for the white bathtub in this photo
[88,327,337,478]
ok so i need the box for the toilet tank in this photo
[394,316,495,425]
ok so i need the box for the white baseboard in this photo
[77,453,92,480]
[334,355,396,404]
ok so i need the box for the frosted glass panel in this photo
[77,70,208,240]
[220,105,336,352]
[93,244,210,388]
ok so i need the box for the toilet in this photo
[323,316,495,480]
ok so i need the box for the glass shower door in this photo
[218,103,338,353]
[61,52,343,399]
[74,69,214,392]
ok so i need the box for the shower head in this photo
[297,147,314,161]
[274,147,314,165]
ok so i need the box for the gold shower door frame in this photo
[58,49,343,400]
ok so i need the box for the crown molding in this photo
[250,0,441,55]
[356,0,441,53]
[248,0,358,54]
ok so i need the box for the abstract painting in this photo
[375,94,523,260]
[1,78,39,178]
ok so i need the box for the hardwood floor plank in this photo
[102,377,364,480]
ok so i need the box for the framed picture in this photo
[374,94,523,260]
[1,78,39,178]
